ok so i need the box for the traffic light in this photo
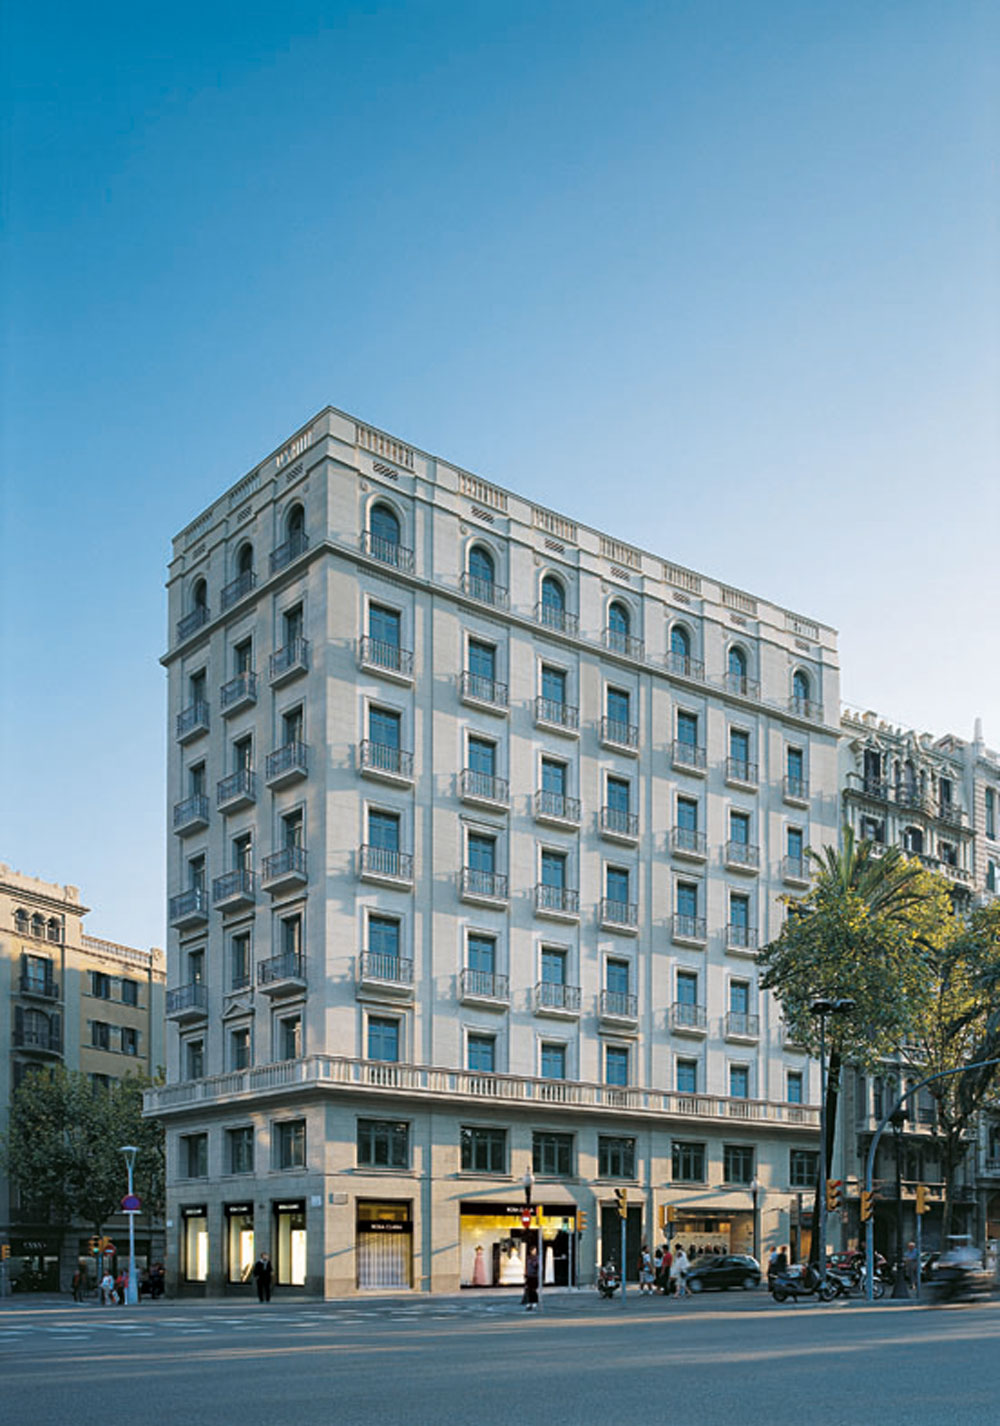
[860,1190,873,1223]
[825,1179,842,1212]
[1,1244,9,1261]
[614,1187,628,1219]
[915,1184,929,1215]
[89,1236,100,1253]
[577,1210,588,1233]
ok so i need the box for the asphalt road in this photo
[5,1292,1000,1426]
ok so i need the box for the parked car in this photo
[684,1254,761,1293]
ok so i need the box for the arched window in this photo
[671,625,690,660]
[47,917,60,942]
[541,575,564,611]
[237,543,254,576]
[14,909,28,934]
[286,503,305,541]
[792,670,810,706]
[22,1008,50,1048]
[192,578,208,613]
[728,646,747,680]
[468,545,495,586]
[538,574,573,632]
[31,914,45,938]
[371,503,400,547]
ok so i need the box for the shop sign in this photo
[274,1200,305,1214]
[366,1222,410,1234]
[224,1204,254,1217]
[181,1205,207,1218]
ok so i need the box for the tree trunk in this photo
[810,1052,842,1265]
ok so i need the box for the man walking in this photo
[252,1251,273,1303]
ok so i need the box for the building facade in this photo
[149,407,842,1296]
[0,864,165,1288]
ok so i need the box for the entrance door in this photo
[600,1204,644,1280]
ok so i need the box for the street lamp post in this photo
[809,997,855,1279]
[523,1166,541,1310]
[889,1109,909,1299]
[120,1144,139,1306]
[750,1178,761,1265]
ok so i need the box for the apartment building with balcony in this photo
[0,864,165,1288]
[149,407,841,1296]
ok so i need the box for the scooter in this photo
[771,1263,836,1303]
[597,1263,621,1299]
[826,1263,884,1299]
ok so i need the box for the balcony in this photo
[360,530,414,573]
[599,989,638,1028]
[220,671,258,716]
[670,826,707,861]
[262,846,308,895]
[269,637,310,687]
[533,981,582,1019]
[789,695,822,722]
[535,602,578,636]
[600,716,639,754]
[783,775,809,806]
[13,1023,63,1055]
[358,952,414,997]
[459,968,510,1006]
[672,740,707,775]
[670,1002,707,1035]
[358,636,414,681]
[781,855,810,887]
[725,1011,760,1041]
[267,740,309,789]
[781,1023,808,1052]
[359,844,414,887]
[166,982,209,1023]
[217,767,257,813]
[359,739,413,785]
[534,884,580,921]
[212,868,256,912]
[221,569,257,611]
[725,840,760,873]
[460,572,509,609]
[937,800,965,828]
[460,768,510,810]
[534,789,581,827]
[258,951,307,996]
[459,867,508,906]
[534,696,579,736]
[726,923,758,954]
[599,898,639,933]
[176,701,209,744]
[173,793,210,836]
[672,914,707,946]
[177,605,209,642]
[169,888,209,930]
[665,651,705,682]
[600,806,639,844]
[19,972,59,1001]
[723,673,760,702]
[459,670,508,714]
[725,758,758,790]
[604,629,644,661]
[270,530,309,574]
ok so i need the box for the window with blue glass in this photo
[787,746,804,783]
[606,866,629,904]
[605,1045,629,1086]
[467,1033,496,1074]
[541,947,566,984]
[541,1042,566,1080]
[468,639,496,682]
[728,1065,749,1100]
[367,1015,400,1063]
[729,728,750,764]
[371,504,400,545]
[671,625,690,659]
[467,833,496,874]
[676,1058,698,1094]
[541,758,566,795]
[730,894,750,931]
[369,603,400,647]
[606,687,630,725]
[677,882,698,918]
[606,959,629,995]
[729,981,749,1015]
[677,710,698,746]
[467,934,495,974]
[468,545,495,584]
[728,646,747,681]
[787,827,804,860]
[541,575,565,612]
[368,809,400,851]
[541,849,566,889]
[369,706,401,749]
[787,1072,803,1105]
[677,797,697,831]
[607,777,630,813]
[793,669,810,702]
[730,811,750,845]
[676,969,698,1005]
[541,665,566,704]
[468,736,496,776]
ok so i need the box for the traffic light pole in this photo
[620,1211,626,1305]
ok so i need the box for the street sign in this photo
[121,1194,141,1213]
[520,1209,532,1229]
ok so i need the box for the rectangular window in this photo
[461,1125,506,1174]
[724,1144,754,1184]
[542,758,567,795]
[676,969,698,1005]
[787,746,804,781]
[234,734,253,772]
[279,1015,302,1061]
[228,1126,254,1175]
[786,827,804,860]
[532,1131,573,1177]
[729,728,750,763]
[729,981,750,1015]
[274,1120,306,1170]
[541,947,566,984]
[369,706,401,749]
[541,665,566,705]
[730,893,750,930]
[790,1149,819,1188]
[282,603,304,644]
[367,1016,399,1062]
[189,762,206,796]
[606,865,629,903]
[729,811,750,844]
[468,736,496,776]
[186,1038,205,1080]
[281,913,302,959]
[540,1042,566,1080]
[369,602,401,648]
[282,705,304,745]
[598,1135,636,1178]
[607,776,630,811]
[369,915,401,960]
[606,686,631,724]
[232,830,253,871]
[677,710,698,746]
[91,1021,111,1050]
[368,808,400,851]
[468,638,497,682]
[282,808,304,849]
[677,796,697,831]
[605,1045,629,1086]
[357,1118,409,1169]
[787,1071,803,1104]
[91,971,111,999]
[676,1058,698,1094]
[235,637,252,674]
[467,933,495,974]
[606,958,629,995]
[729,1064,750,1100]
[183,1133,208,1178]
[672,1141,706,1182]
[121,1026,139,1057]
[120,978,138,1007]
[467,1033,496,1074]
[231,932,251,990]
[677,882,698,918]
[541,848,567,888]
[987,789,996,841]
[467,832,496,874]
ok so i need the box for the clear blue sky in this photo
[2,2,997,948]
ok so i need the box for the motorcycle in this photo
[826,1263,885,1299]
[925,1248,992,1305]
[770,1263,836,1303]
[597,1263,621,1299]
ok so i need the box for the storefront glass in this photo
[182,1206,208,1282]
[357,1201,412,1289]
[273,1200,307,1286]
[459,1203,576,1287]
[225,1205,254,1284]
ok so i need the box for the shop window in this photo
[228,1127,254,1175]
[672,1141,706,1183]
[357,1201,412,1290]
[183,1210,208,1282]
[274,1201,307,1286]
[274,1120,306,1170]
[461,1125,506,1174]
[226,1207,255,1284]
[598,1135,635,1179]
[532,1131,573,1177]
[723,1144,754,1184]
[790,1149,818,1188]
[357,1119,410,1170]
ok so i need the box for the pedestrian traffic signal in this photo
[614,1187,628,1219]
[577,1210,588,1233]
[915,1184,929,1215]
[860,1190,873,1222]
[825,1179,842,1212]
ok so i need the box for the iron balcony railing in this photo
[782,855,809,882]
[726,923,758,951]
[267,740,309,781]
[600,806,639,838]
[673,914,707,942]
[359,637,414,677]
[360,530,414,572]
[461,769,510,805]
[534,981,582,1013]
[600,897,638,928]
[789,695,822,721]
[166,982,208,1016]
[176,701,210,740]
[672,740,706,770]
[270,530,309,574]
[726,757,758,786]
[460,671,508,707]
[169,888,208,923]
[213,868,255,904]
[220,670,258,709]
[671,1001,707,1032]
[725,840,760,869]
[534,602,578,635]
[725,1012,760,1039]
[359,845,413,881]
[270,637,310,681]
[665,651,705,681]
[177,605,209,641]
[20,972,59,999]
[359,740,413,779]
[221,569,257,610]
[259,951,305,986]
[601,716,639,749]
[783,775,809,802]
[535,696,579,730]
[460,968,509,1001]
[604,629,645,660]
[460,572,509,609]
[724,672,761,701]
[534,884,580,916]
[460,868,508,901]
[359,952,414,985]
[670,826,706,856]
[263,846,307,883]
[14,1024,62,1052]
[173,793,209,829]
[217,767,256,806]
[535,789,581,823]
[600,989,638,1020]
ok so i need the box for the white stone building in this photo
[148,407,841,1296]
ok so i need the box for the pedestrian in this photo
[150,1262,165,1299]
[71,1268,83,1302]
[522,1246,540,1311]
[252,1251,273,1303]
[671,1245,690,1298]
[638,1245,654,1294]
[100,1270,115,1305]
[767,1245,780,1289]
[661,1244,673,1294]
[904,1240,918,1287]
